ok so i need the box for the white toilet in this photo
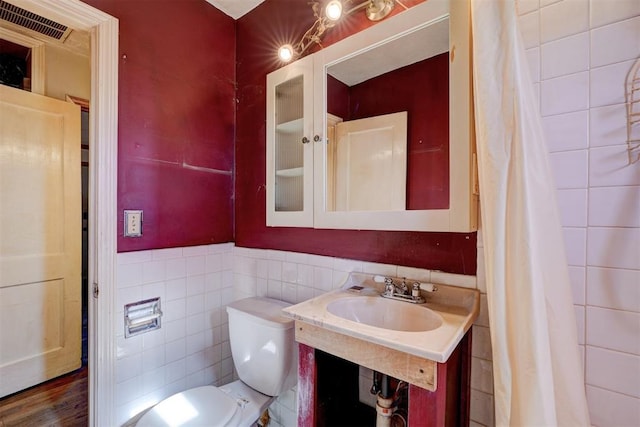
[136,297,298,426]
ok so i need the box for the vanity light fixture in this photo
[278,44,295,62]
[277,0,396,63]
[325,0,343,21]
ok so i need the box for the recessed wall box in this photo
[124,297,162,338]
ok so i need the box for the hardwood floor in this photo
[0,367,88,427]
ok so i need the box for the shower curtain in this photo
[470,1,591,425]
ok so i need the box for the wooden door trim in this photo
[0,27,45,94]
[66,95,90,112]
[10,1,119,426]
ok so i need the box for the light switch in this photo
[124,210,143,237]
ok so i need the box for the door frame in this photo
[8,1,118,425]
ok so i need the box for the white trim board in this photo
[8,1,119,425]
[0,27,45,94]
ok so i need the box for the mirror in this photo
[313,0,476,232]
[324,18,450,212]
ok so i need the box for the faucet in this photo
[381,276,427,304]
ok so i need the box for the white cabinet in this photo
[266,55,318,227]
[266,0,477,232]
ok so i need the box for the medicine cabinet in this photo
[266,54,317,227]
[266,0,477,232]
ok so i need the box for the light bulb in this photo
[278,44,295,62]
[325,0,343,21]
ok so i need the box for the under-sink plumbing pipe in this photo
[376,395,395,427]
[371,371,381,395]
[373,372,396,427]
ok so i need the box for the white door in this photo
[332,111,407,211]
[0,84,81,398]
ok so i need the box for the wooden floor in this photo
[0,367,88,427]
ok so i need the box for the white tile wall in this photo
[230,246,483,426]
[517,1,640,426]
[114,243,234,426]
[590,60,635,107]
[469,389,495,427]
[590,16,640,67]
[539,0,589,43]
[472,229,495,426]
[549,149,589,188]
[586,267,640,312]
[587,227,640,270]
[542,110,589,152]
[541,32,590,79]
[586,346,640,398]
[540,72,590,116]
[587,385,640,427]
[569,265,587,306]
[589,103,628,148]
[563,227,588,266]
[115,247,484,427]
[589,0,640,28]
[557,189,588,227]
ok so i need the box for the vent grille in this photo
[0,0,69,40]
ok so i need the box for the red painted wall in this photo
[84,0,476,274]
[84,0,236,252]
[235,0,476,274]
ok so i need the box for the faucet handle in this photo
[400,277,408,290]
[383,277,394,295]
[411,282,421,298]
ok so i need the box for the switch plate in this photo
[124,210,143,237]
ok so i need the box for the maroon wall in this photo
[84,0,236,252]
[235,0,476,274]
[328,54,450,210]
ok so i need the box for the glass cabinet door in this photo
[266,55,314,227]
[274,75,304,212]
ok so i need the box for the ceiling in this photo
[204,0,266,19]
[0,0,262,56]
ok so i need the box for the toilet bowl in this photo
[135,297,297,426]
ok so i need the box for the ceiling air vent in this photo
[0,0,71,41]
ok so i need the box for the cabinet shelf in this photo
[276,118,303,134]
[275,167,304,178]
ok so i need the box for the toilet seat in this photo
[134,297,294,427]
[219,380,275,425]
[136,385,242,427]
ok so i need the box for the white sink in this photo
[326,296,443,332]
[283,273,480,363]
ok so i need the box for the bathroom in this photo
[0,0,638,426]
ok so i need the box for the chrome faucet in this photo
[381,277,426,304]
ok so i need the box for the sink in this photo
[282,272,480,363]
[327,296,443,332]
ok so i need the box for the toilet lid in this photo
[136,386,241,427]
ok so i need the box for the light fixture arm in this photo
[344,0,370,16]
[279,0,396,62]
[293,4,335,57]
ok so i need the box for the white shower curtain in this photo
[470,1,591,425]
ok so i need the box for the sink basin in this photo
[283,272,480,363]
[326,296,443,332]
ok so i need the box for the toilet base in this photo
[220,380,275,425]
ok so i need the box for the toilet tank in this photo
[226,297,298,397]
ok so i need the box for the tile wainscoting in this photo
[518,0,640,425]
[115,243,489,426]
